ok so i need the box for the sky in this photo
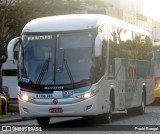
[143,0,160,21]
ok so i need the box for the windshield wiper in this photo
[36,54,50,85]
[55,48,74,86]
[64,59,74,86]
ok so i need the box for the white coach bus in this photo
[2,60,18,99]
[7,14,154,125]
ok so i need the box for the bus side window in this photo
[108,25,116,78]
[97,25,108,76]
[102,34,107,73]
[14,42,20,61]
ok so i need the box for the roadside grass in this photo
[8,105,19,113]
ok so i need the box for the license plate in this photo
[49,108,63,113]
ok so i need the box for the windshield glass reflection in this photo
[20,31,94,85]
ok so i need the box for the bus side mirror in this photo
[95,33,103,56]
[7,37,21,61]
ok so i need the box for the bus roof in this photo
[22,14,150,36]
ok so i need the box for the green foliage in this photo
[0,44,7,63]
[0,45,2,56]
[8,105,19,113]
[4,0,83,37]
[1,0,108,38]
[85,0,108,8]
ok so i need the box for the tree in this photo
[85,0,108,8]
[0,0,108,94]
[0,0,18,93]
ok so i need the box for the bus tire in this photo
[36,117,50,126]
[106,100,113,123]
[99,100,113,124]
[136,90,146,115]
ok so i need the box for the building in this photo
[106,0,143,14]
[153,21,160,42]
[105,0,152,34]
[76,0,152,34]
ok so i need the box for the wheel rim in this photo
[107,102,112,121]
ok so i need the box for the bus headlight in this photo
[77,90,98,99]
[21,94,29,101]
[84,92,91,99]
[19,94,34,102]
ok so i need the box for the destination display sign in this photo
[27,35,52,40]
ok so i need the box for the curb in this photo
[0,113,34,124]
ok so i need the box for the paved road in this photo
[1,105,160,134]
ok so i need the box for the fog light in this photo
[86,104,92,111]
[22,107,29,113]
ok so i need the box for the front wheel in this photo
[105,101,113,123]
[36,117,50,126]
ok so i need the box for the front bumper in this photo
[19,95,108,117]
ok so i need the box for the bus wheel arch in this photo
[142,86,146,105]
[136,86,146,115]
[141,86,146,112]
[110,88,115,111]
[94,88,115,124]
[106,88,115,123]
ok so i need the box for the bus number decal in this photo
[63,90,74,97]
[36,94,53,99]
[128,64,136,86]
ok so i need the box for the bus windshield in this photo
[19,31,95,85]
